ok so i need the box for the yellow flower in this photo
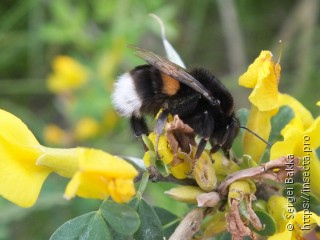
[74,117,100,141]
[239,50,280,111]
[170,157,190,179]
[0,109,138,207]
[270,98,320,197]
[63,148,138,203]
[268,196,320,240]
[143,150,152,167]
[270,115,320,197]
[239,51,280,162]
[242,105,277,162]
[268,212,320,240]
[278,93,314,130]
[267,195,295,233]
[148,132,173,164]
[0,109,50,207]
[47,56,88,93]
[38,147,138,203]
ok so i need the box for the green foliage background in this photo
[0,0,320,239]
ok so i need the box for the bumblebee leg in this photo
[187,137,208,175]
[189,111,211,174]
[221,122,239,160]
[209,139,220,154]
[130,116,149,137]
[153,110,169,160]
[194,111,211,159]
[195,138,208,159]
[223,149,230,159]
[218,125,230,146]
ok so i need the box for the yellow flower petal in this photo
[0,109,138,206]
[269,113,320,198]
[267,195,296,233]
[270,127,301,160]
[239,51,273,88]
[107,178,136,203]
[268,229,292,240]
[65,172,111,200]
[64,148,138,203]
[286,211,319,240]
[149,133,173,164]
[170,160,190,179]
[143,151,152,167]
[305,116,320,149]
[0,137,50,207]
[248,60,279,111]
[268,211,320,240]
[278,93,314,130]
[36,147,80,178]
[0,109,39,146]
[64,172,82,199]
[80,148,138,178]
[0,109,50,207]
[243,105,276,162]
[295,211,320,227]
[239,51,280,111]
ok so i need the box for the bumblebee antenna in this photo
[240,126,271,147]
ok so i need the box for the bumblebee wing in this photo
[129,45,219,106]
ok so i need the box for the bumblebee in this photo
[112,46,240,158]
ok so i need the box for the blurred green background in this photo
[1,0,320,239]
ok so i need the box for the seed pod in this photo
[228,179,256,204]
[165,186,206,204]
[193,151,217,192]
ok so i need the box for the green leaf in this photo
[240,155,258,169]
[130,199,164,240]
[50,211,112,240]
[252,200,267,212]
[237,108,249,128]
[142,135,155,152]
[100,201,140,236]
[282,183,320,212]
[269,106,294,144]
[137,172,150,199]
[154,207,180,238]
[155,159,170,177]
[260,147,270,163]
[217,231,232,240]
[249,210,276,236]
